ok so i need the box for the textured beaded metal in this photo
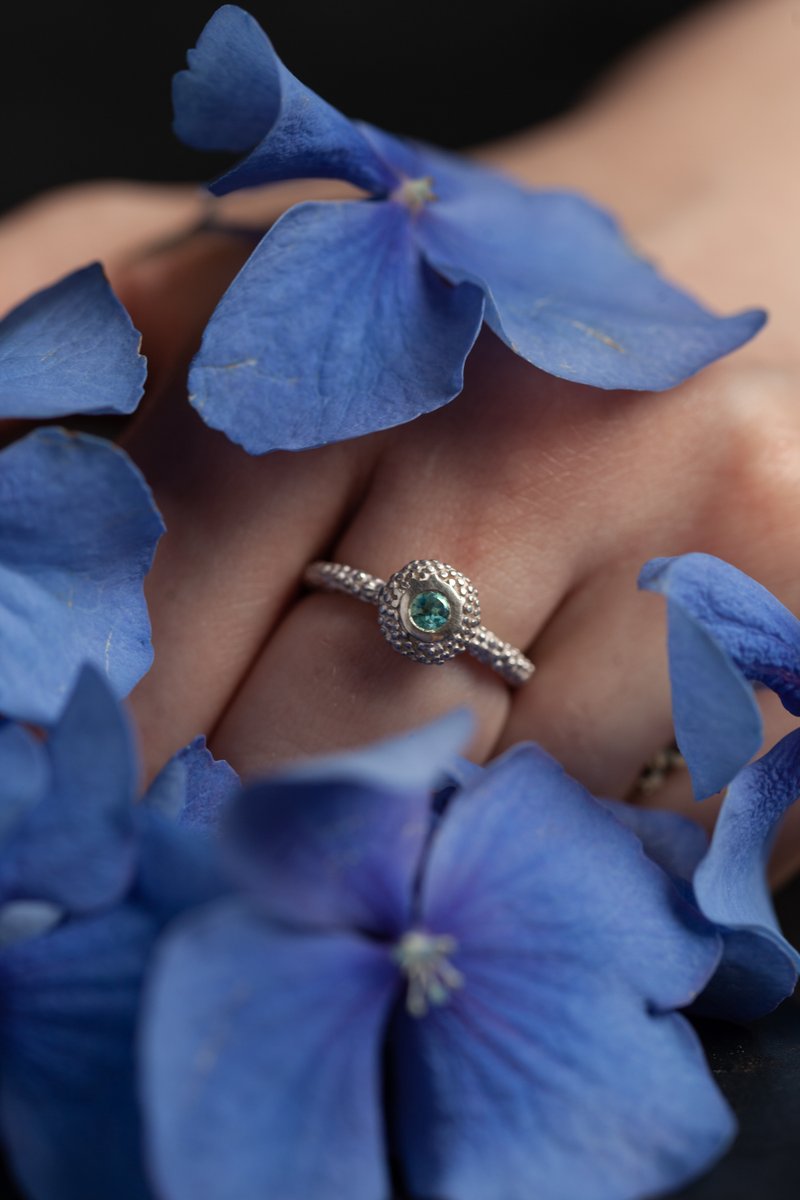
[304,558,535,687]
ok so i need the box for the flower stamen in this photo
[393,929,464,1017]
[394,176,437,213]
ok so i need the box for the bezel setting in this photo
[378,560,480,664]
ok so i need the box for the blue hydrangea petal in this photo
[137,739,238,922]
[0,264,145,419]
[0,724,50,842]
[422,745,720,1006]
[0,667,137,912]
[692,730,800,1008]
[142,899,397,1200]
[188,199,484,452]
[410,152,765,390]
[173,6,394,196]
[0,429,165,724]
[388,746,732,1199]
[639,554,800,797]
[641,555,800,706]
[390,993,732,1200]
[0,905,157,1200]
[692,928,798,1024]
[598,797,709,882]
[227,711,471,935]
[144,736,240,830]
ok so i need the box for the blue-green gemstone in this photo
[409,591,451,632]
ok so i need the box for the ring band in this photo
[304,559,535,687]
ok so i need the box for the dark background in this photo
[2,2,800,1197]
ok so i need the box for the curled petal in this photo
[411,151,764,391]
[0,905,157,1200]
[0,264,145,419]
[0,429,164,724]
[142,900,397,1200]
[389,747,731,1200]
[692,730,800,1017]
[640,554,800,796]
[173,6,394,195]
[227,711,472,935]
[0,667,137,912]
[188,199,484,452]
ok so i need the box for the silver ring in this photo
[304,558,535,687]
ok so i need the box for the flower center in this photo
[394,176,437,212]
[393,929,464,1017]
[408,590,451,632]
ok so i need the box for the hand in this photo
[4,0,799,879]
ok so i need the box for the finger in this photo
[111,229,257,396]
[0,182,202,313]
[124,390,378,780]
[210,353,589,775]
[495,557,676,797]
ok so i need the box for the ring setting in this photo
[304,558,534,687]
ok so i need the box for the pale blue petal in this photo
[0,264,145,418]
[142,900,397,1200]
[389,746,731,1199]
[639,554,800,797]
[0,905,157,1200]
[173,6,394,195]
[0,667,137,912]
[406,140,764,391]
[0,429,165,723]
[188,199,484,452]
[227,712,471,934]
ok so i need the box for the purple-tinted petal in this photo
[0,724,49,842]
[390,994,732,1200]
[173,6,394,195]
[0,905,156,1200]
[0,429,164,723]
[188,199,484,452]
[406,145,764,390]
[423,746,720,1006]
[0,667,137,912]
[388,746,731,1200]
[691,731,800,1018]
[0,264,145,419]
[144,736,240,831]
[640,554,800,797]
[142,899,396,1200]
[228,711,471,935]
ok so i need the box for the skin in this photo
[2,0,800,877]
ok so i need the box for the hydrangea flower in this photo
[637,553,800,1018]
[0,428,164,723]
[143,713,733,1200]
[0,264,145,419]
[172,5,766,454]
[0,667,239,1200]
